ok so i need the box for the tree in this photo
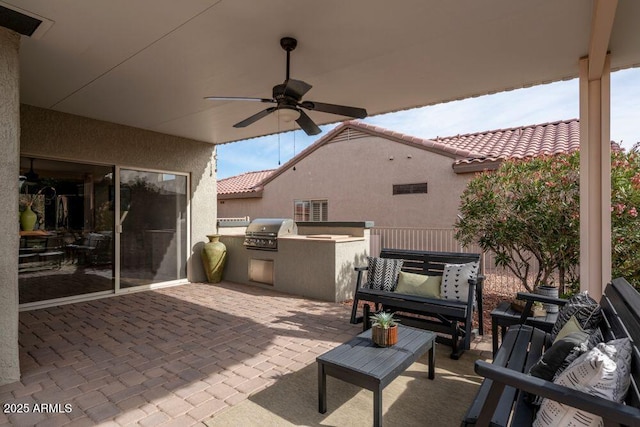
[611,144,640,286]
[455,154,580,293]
[456,147,640,293]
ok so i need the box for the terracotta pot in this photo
[371,325,398,347]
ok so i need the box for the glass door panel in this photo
[118,169,187,288]
[18,158,115,304]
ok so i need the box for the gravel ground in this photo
[478,273,523,333]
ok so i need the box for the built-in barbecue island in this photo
[218,220,372,302]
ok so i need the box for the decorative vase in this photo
[20,206,37,231]
[371,325,398,347]
[535,285,560,313]
[201,234,227,283]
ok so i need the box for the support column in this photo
[0,28,21,385]
[579,55,612,299]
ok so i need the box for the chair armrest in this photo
[474,360,640,426]
[516,292,567,306]
[354,266,368,272]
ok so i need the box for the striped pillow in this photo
[365,257,403,292]
[550,291,603,342]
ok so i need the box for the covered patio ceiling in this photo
[12,0,640,145]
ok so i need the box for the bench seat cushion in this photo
[395,272,441,298]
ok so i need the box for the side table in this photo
[490,302,558,356]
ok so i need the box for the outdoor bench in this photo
[350,248,484,359]
[462,277,640,427]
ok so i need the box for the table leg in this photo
[318,362,327,414]
[374,386,382,427]
[428,343,435,380]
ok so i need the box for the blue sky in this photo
[217,67,639,179]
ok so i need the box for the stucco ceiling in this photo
[8,0,640,144]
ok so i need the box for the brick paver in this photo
[0,282,360,426]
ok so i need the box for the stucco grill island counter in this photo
[219,222,372,302]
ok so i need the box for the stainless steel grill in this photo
[243,218,298,251]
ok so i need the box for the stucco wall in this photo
[20,105,217,282]
[218,134,473,228]
[0,28,21,386]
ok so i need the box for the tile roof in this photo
[445,119,581,167]
[217,169,275,196]
[218,118,588,194]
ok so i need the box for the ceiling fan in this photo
[205,37,368,136]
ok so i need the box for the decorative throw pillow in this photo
[553,315,585,343]
[440,261,479,303]
[533,338,633,427]
[530,331,590,382]
[395,272,441,298]
[365,257,404,291]
[525,330,591,406]
[557,328,605,375]
[550,291,603,342]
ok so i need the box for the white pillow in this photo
[533,338,632,427]
[440,261,479,303]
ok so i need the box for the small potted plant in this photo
[532,301,546,317]
[370,311,400,347]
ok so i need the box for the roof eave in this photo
[453,159,503,174]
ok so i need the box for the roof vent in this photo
[0,2,53,38]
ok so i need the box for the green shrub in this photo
[456,147,640,293]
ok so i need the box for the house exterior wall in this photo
[0,27,21,386]
[20,105,217,282]
[218,134,473,228]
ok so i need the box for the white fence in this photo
[370,227,531,294]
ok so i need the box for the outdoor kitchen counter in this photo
[282,234,364,242]
[219,231,369,302]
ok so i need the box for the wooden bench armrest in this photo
[516,292,567,306]
[474,360,640,426]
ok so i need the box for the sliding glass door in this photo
[117,168,188,289]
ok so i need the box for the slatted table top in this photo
[317,325,435,385]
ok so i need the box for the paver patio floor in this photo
[0,282,364,426]
[0,281,492,426]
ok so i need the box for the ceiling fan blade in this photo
[284,79,312,98]
[300,101,367,119]
[295,110,321,136]
[205,96,275,103]
[233,107,277,128]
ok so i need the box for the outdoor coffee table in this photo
[317,325,435,427]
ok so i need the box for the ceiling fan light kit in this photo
[205,37,367,136]
[278,107,300,123]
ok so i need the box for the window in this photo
[393,183,428,195]
[294,199,328,222]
